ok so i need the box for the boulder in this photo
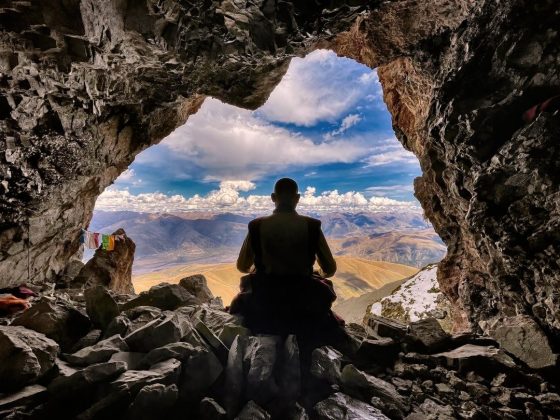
[123,306,162,329]
[126,384,178,420]
[0,325,59,392]
[65,334,128,366]
[142,342,199,367]
[235,401,271,420]
[483,315,558,369]
[179,274,214,303]
[355,337,400,367]
[11,298,91,351]
[225,335,247,417]
[0,384,47,411]
[109,352,145,370]
[278,335,301,404]
[71,329,102,352]
[85,285,119,330]
[180,347,223,402]
[72,229,135,294]
[125,312,193,352]
[109,370,165,395]
[218,323,251,348]
[341,364,409,418]
[195,320,229,364]
[313,392,389,420]
[407,318,450,351]
[103,315,132,338]
[121,283,198,311]
[310,346,344,385]
[199,397,227,420]
[432,344,517,374]
[150,358,182,385]
[56,259,85,288]
[365,315,408,341]
[191,306,241,337]
[244,336,280,405]
[406,398,456,420]
[48,361,127,400]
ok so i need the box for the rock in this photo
[48,361,127,401]
[432,344,517,374]
[109,352,145,370]
[72,229,135,293]
[225,335,247,417]
[0,325,59,392]
[109,370,164,395]
[244,336,280,405]
[180,346,223,402]
[125,311,193,352]
[126,384,178,420]
[191,306,241,337]
[235,401,271,420]
[218,324,251,348]
[142,342,199,367]
[313,392,389,420]
[406,398,456,420]
[56,260,85,288]
[199,397,227,420]
[341,364,409,418]
[150,358,182,385]
[355,337,400,366]
[179,274,214,303]
[65,334,128,366]
[121,283,198,312]
[365,315,408,341]
[71,329,102,352]
[194,320,229,364]
[123,306,162,329]
[103,315,132,338]
[278,335,301,404]
[54,358,78,378]
[85,285,119,330]
[310,346,344,385]
[11,298,91,351]
[287,403,309,420]
[407,318,450,351]
[0,384,47,411]
[482,315,558,369]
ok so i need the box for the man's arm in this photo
[316,230,336,278]
[236,232,254,273]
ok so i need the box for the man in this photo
[230,178,342,336]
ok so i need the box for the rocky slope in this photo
[2,277,560,419]
[368,264,455,332]
[1,0,560,367]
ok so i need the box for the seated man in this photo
[230,178,343,338]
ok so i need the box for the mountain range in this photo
[87,210,446,273]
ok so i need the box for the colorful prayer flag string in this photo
[80,229,124,250]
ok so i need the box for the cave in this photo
[1,0,560,416]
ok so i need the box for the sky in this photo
[95,50,422,214]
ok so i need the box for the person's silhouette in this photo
[230,178,344,338]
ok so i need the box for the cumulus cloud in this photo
[258,50,381,126]
[325,114,362,139]
[159,97,372,181]
[114,169,142,186]
[96,183,420,214]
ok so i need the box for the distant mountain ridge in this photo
[88,210,445,272]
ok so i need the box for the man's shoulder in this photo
[248,216,268,228]
[299,214,321,226]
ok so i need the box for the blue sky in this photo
[96,50,422,213]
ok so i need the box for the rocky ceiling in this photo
[1,0,559,348]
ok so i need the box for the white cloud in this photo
[160,97,372,181]
[96,183,420,214]
[363,138,419,167]
[114,169,142,186]
[325,113,362,139]
[365,184,414,195]
[258,50,380,126]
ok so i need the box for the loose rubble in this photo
[0,275,559,420]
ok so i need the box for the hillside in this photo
[133,256,418,316]
[330,229,446,268]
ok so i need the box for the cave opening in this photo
[87,50,445,323]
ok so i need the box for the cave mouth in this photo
[86,50,445,320]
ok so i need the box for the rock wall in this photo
[1,1,560,349]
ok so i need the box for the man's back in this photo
[237,210,336,278]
